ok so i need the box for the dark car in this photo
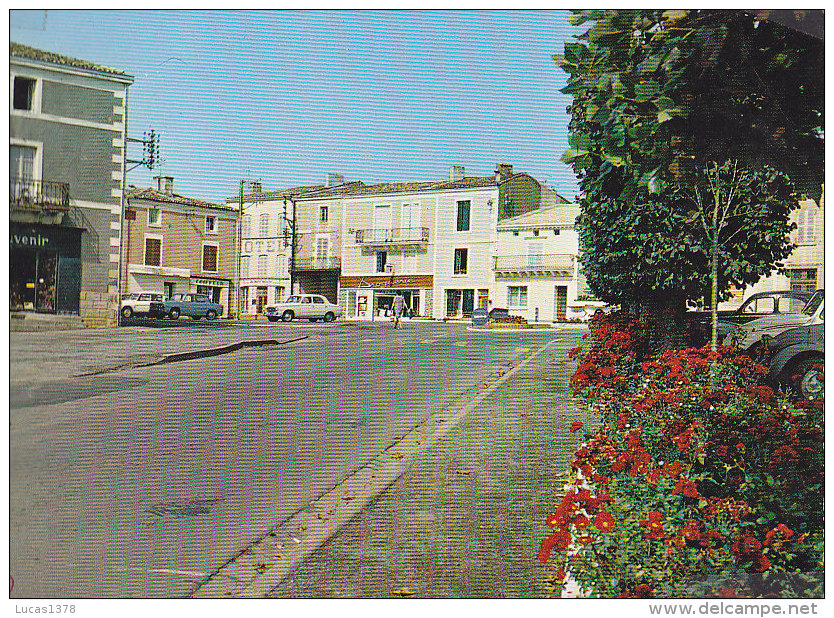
[761,324,824,400]
[696,290,814,326]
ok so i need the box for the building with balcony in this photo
[493,202,582,323]
[335,164,554,320]
[10,42,133,326]
[226,175,350,317]
[123,176,238,317]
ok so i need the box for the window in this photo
[242,215,252,238]
[257,254,267,278]
[202,244,219,272]
[148,207,161,226]
[205,216,217,234]
[241,255,250,279]
[554,229,561,236]
[508,286,528,307]
[277,254,287,273]
[403,250,416,274]
[13,77,36,111]
[795,209,818,243]
[453,248,468,275]
[259,213,270,237]
[376,251,388,273]
[274,286,285,302]
[144,236,162,266]
[9,145,36,181]
[316,237,329,259]
[528,243,543,267]
[788,268,818,292]
[320,206,329,222]
[533,230,540,236]
[456,200,471,231]
[741,297,775,314]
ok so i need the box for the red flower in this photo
[569,421,584,433]
[555,568,567,581]
[568,346,583,358]
[572,514,591,530]
[639,510,664,540]
[765,523,795,545]
[672,478,699,498]
[718,588,737,598]
[538,527,574,563]
[594,511,616,533]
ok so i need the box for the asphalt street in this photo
[9,320,586,598]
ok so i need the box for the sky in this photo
[10,9,584,203]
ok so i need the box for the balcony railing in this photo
[354,227,429,245]
[9,178,71,212]
[291,256,342,271]
[493,254,575,275]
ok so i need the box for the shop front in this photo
[10,222,83,314]
[192,276,231,317]
[339,275,433,320]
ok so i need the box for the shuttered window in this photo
[144,237,161,266]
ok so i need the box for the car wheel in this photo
[323,312,335,322]
[785,358,824,401]
[168,308,180,320]
[281,310,294,322]
[206,310,217,320]
[121,306,133,319]
[267,316,278,322]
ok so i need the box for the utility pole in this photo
[283,196,298,295]
[234,179,244,319]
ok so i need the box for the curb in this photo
[190,336,563,598]
[75,336,309,377]
[151,336,309,365]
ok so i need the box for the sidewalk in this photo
[264,338,590,598]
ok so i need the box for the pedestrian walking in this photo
[392,293,406,329]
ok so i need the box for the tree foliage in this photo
[555,9,823,311]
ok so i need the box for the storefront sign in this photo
[340,274,433,289]
[193,278,229,287]
[10,223,82,257]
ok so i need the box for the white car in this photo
[120,292,166,319]
[725,289,824,351]
[265,294,342,322]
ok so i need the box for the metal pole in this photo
[235,179,243,319]
[117,84,129,326]
[290,197,297,295]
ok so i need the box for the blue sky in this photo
[11,9,583,203]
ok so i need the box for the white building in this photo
[335,164,552,320]
[493,203,583,323]
[719,192,824,309]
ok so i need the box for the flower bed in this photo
[540,312,824,598]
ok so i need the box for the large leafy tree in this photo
[555,9,824,314]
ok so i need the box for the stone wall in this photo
[79,290,118,327]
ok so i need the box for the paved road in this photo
[9,321,586,598]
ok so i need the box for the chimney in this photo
[154,175,174,195]
[449,165,465,181]
[248,181,262,193]
[326,173,345,187]
[494,164,514,183]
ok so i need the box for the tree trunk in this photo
[710,241,719,352]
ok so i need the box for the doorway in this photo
[256,286,268,313]
[554,285,568,321]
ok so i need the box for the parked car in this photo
[164,293,223,320]
[120,292,166,319]
[265,294,342,322]
[761,324,824,400]
[725,289,824,351]
[691,290,812,325]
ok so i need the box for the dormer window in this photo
[13,76,36,111]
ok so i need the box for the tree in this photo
[555,9,823,316]
[671,161,798,350]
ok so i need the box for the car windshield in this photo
[803,291,824,315]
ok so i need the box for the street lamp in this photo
[282,196,298,295]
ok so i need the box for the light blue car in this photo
[164,293,223,320]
